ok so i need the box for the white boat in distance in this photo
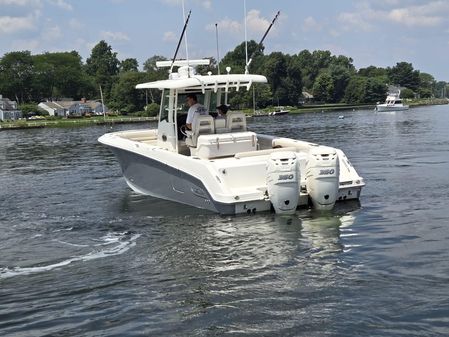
[269,107,289,116]
[376,90,409,112]
[99,59,365,215]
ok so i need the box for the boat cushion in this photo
[194,131,257,159]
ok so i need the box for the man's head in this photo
[186,93,197,106]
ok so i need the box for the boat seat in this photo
[226,111,247,132]
[194,131,258,159]
[214,118,227,133]
[185,114,215,148]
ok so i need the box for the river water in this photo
[1,105,449,336]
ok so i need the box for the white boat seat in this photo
[214,118,227,133]
[194,131,258,159]
[185,114,215,148]
[226,111,247,132]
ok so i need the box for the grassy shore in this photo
[0,116,157,130]
[2,99,447,130]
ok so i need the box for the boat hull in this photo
[99,130,364,215]
[376,104,409,112]
[111,147,237,214]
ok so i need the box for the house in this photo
[0,95,22,121]
[38,98,108,117]
[300,91,314,104]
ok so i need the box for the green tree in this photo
[0,51,34,103]
[220,40,264,75]
[109,71,149,114]
[313,72,334,102]
[85,41,120,99]
[32,51,90,100]
[143,55,169,81]
[419,72,435,97]
[388,62,420,91]
[120,58,139,72]
[358,66,387,78]
[344,77,367,104]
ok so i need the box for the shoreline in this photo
[1,100,447,130]
[0,116,157,131]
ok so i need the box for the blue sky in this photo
[1,0,449,81]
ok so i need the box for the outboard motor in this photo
[306,146,340,211]
[266,151,300,215]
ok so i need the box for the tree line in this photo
[0,40,447,115]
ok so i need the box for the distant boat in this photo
[268,107,289,116]
[376,90,409,112]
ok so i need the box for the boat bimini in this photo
[99,59,365,215]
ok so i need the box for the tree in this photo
[109,71,149,114]
[344,77,367,104]
[143,55,169,81]
[328,64,352,103]
[358,66,387,78]
[32,51,90,101]
[0,51,34,103]
[260,52,288,104]
[85,41,120,99]
[313,72,334,102]
[388,62,420,91]
[220,40,264,75]
[120,58,139,72]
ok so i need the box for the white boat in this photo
[98,59,365,215]
[376,91,409,112]
[269,108,289,116]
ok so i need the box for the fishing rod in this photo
[170,9,191,74]
[245,10,280,74]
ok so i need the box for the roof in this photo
[136,73,267,92]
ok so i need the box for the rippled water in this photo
[1,106,449,336]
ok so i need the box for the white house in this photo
[0,95,22,121]
[38,98,108,117]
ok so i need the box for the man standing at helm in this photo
[185,93,208,130]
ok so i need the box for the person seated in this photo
[215,104,228,119]
[185,93,208,130]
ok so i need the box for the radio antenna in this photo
[169,9,191,74]
[244,0,248,69]
[215,23,221,75]
[245,10,280,74]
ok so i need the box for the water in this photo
[1,105,449,336]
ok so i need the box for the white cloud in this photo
[246,9,270,34]
[206,18,241,34]
[0,0,40,6]
[337,10,375,32]
[386,1,448,27]
[42,25,62,41]
[302,16,323,32]
[163,31,176,42]
[47,0,72,11]
[0,13,36,34]
[100,31,130,42]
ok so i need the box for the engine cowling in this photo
[266,151,300,215]
[306,146,340,211]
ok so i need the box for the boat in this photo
[376,90,409,112]
[269,107,289,116]
[98,59,365,215]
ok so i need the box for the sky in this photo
[1,0,449,81]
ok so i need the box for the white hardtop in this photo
[135,59,267,92]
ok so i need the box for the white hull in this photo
[376,104,409,112]
[99,129,364,215]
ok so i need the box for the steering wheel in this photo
[180,125,188,137]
